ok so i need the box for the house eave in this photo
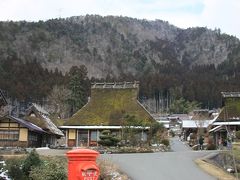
[212,121,240,126]
[59,125,150,129]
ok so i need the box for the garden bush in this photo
[22,149,42,176]
[169,130,175,137]
[30,158,67,180]
[161,139,170,146]
[98,130,120,146]
[5,158,27,180]
[4,150,67,180]
[236,130,240,140]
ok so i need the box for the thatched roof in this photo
[65,83,154,126]
[26,103,49,116]
[25,104,64,136]
[217,98,240,121]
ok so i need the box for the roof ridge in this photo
[32,103,49,115]
[221,92,240,98]
[91,81,139,89]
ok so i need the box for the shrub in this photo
[4,151,67,180]
[5,158,27,180]
[236,130,240,140]
[98,130,120,146]
[161,139,170,146]
[29,158,67,180]
[169,130,175,137]
[22,149,42,176]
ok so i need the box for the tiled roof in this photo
[8,115,46,133]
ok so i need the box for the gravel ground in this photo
[36,148,69,156]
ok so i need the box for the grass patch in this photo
[195,159,236,180]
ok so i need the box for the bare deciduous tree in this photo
[47,85,71,118]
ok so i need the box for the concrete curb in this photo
[195,153,237,180]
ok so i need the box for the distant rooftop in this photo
[91,81,139,89]
[221,92,240,98]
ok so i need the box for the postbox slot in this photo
[81,164,98,171]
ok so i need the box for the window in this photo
[78,130,88,143]
[29,133,38,141]
[30,113,36,117]
[0,130,19,140]
[90,131,97,141]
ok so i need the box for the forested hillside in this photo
[1,15,240,111]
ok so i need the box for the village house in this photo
[59,82,154,147]
[0,90,47,147]
[209,92,240,146]
[154,114,190,135]
[182,109,215,145]
[0,89,64,148]
[24,103,64,147]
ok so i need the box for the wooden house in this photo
[209,92,240,145]
[24,103,64,147]
[0,90,47,147]
[59,82,154,147]
[0,115,46,147]
[182,109,214,142]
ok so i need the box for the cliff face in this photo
[0,15,239,77]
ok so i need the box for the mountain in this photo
[0,15,239,78]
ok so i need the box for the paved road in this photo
[102,138,216,180]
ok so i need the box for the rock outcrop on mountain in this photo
[0,15,239,78]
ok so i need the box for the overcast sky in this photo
[0,0,239,38]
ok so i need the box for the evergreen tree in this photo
[98,130,120,146]
[169,98,200,114]
[68,65,90,114]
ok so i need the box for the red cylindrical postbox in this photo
[66,149,100,180]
